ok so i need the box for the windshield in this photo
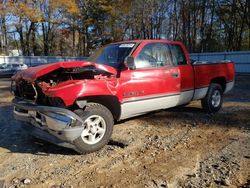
[88,43,136,69]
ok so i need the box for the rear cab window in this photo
[169,44,187,65]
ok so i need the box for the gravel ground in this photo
[0,75,249,188]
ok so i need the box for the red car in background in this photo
[11,40,235,153]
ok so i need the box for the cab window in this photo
[88,43,135,70]
[135,43,173,69]
[169,44,187,65]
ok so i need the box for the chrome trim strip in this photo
[181,88,194,92]
[193,61,232,66]
[121,92,180,104]
[194,85,209,90]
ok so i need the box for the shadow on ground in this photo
[0,104,128,155]
[0,104,78,155]
[138,105,250,130]
[1,102,249,156]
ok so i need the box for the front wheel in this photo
[73,103,114,154]
[201,83,223,113]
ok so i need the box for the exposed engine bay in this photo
[36,65,111,86]
[13,65,114,107]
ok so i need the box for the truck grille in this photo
[13,81,65,107]
[15,81,36,100]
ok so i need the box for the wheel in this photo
[201,83,223,113]
[73,103,114,154]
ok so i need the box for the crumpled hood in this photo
[12,61,117,82]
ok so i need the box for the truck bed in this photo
[192,61,235,100]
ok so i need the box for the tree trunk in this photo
[72,27,75,56]
[206,0,215,51]
[31,26,36,55]
[199,0,206,52]
[181,0,187,46]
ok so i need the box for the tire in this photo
[201,83,223,113]
[73,103,114,154]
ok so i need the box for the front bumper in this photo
[12,98,84,148]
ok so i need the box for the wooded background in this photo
[0,0,249,56]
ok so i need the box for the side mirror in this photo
[125,56,136,70]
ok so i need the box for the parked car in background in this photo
[0,63,28,77]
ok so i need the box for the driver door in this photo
[118,42,181,119]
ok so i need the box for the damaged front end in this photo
[12,61,117,107]
[11,61,117,148]
[12,97,85,148]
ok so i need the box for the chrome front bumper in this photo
[12,98,85,146]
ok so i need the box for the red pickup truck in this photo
[12,40,235,153]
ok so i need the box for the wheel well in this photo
[210,77,226,91]
[76,95,121,120]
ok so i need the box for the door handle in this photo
[171,73,179,78]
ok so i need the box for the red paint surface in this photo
[13,40,235,106]
[194,63,235,88]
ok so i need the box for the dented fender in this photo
[42,79,118,106]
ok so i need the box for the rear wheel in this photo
[201,83,223,113]
[73,103,114,154]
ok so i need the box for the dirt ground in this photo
[0,75,249,188]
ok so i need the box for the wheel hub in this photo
[90,125,97,134]
[80,115,106,145]
[211,90,221,108]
